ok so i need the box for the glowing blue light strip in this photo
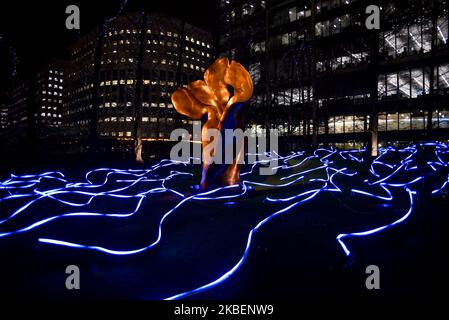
[351,184,393,201]
[37,185,247,255]
[165,189,323,300]
[336,188,415,256]
[432,175,449,194]
[0,142,448,300]
[0,196,147,238]
[24,153,334,254]
[0,171,192,226]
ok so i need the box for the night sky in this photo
[0,0,217,87]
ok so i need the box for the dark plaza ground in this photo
[0,144,448,300]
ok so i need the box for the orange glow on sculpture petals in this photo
[171,88,206,120]
[171,57,253,189]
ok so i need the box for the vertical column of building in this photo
[427,0,438,137]
[133,12,148,163]
[368,24,380,157]
[264,0,271,135]
[311,0,318,147]
[89,28,105,152]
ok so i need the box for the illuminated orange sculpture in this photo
[171,57,254,189]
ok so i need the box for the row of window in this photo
[240,8,448,56]
[222,1,265,22]
[106,42,211,59]
[100,131,173,139]
[106,29,211,47]
[250,88,314,107]
[42,91,63,97]
[99,117,175,123]
[98,131,134,138]
[42,98,63,103]
[272,0,355,28]
[100,80,176,86]
[379,65,449,98]
[99,102,174,108]
[380,18,448,57]
[327,111,449,134]
[271,110,449,136]
[41,106,59,111]
[315,13,360,37]
[46,84,64,90]
[40,113,62,118]
[108,38,208,52]
[316,52,369,72]
[248,64,449,106]
[49,70,63,76]
[100,57,206,70]
[48,77,63,83]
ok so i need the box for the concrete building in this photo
[0,92,7,133]
[33,62,65,140]
[64,12,214,151]
[2,60,65,148]
[5,82,29,144]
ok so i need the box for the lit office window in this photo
[335,116,344,133]
[411,110,426,130]
[398,113,411,130]
[378,113,387,131]
[387,113,399,131]
[344,115,354,133]
[439,110,449,128]
[354,116,365,132]
[288,7,298,22]
[328,117,335,134]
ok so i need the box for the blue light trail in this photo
[0,143,448,299]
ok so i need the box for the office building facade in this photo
[3,61,65,147]
[64,12,214,149]
[218,0,449,148]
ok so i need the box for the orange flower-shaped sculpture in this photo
[171,57,254,189]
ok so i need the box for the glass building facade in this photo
[219,0,449,148]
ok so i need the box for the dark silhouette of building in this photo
[33,62,65,141]
[5,82,29,145]
[0,91,7,133]
[3,61,65,149]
